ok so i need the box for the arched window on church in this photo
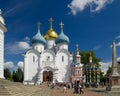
[62,56,64,62]
[33,56,35,63]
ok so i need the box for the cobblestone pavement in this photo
[0,79,120,96]
[51,87,120,96]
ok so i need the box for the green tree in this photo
[79,51,103,83]
[106,66,112,75]
[80,51,101,65]
[105,66,112,84]
[12,68,23,82]
[17,68,23,82]
[100,71,106,84]
[4,68,12,80]
[12,71,19,82]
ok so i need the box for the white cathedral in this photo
[0,9,83,84]
[23,18,73,85]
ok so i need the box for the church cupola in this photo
[75,44,81,64]
[89,52,92,63]
[44,18,58,40]
[32,22,46,45]
[55,22,69,50]
[44,18,58,49]
[32,22,46,52]
[55,22,69,44]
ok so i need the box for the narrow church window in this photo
[62,56,64,62]
[33,56,35,62]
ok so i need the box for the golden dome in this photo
[44,29,58,40]
[44,18,58,40]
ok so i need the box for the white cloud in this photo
[4,61,15,69]
[5,41,31,55]
[17,61,24,71]
[4,61,24,71]
[93,45,102,50]
[18,41,30,50]
[100,57,120,74]
[3,6,18,16]
[99,61,111,74]
[24,36,30,43]
[116,42,120,47]
[110,41,120,48]
[68,0,114,15]
[117,57,120,61]
[115,35,120,39]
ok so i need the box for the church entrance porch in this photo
[43,71,53,82]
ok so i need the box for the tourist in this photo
[50,83,54,89]
[73,82,78,94]
[79,84,84,94]
[63,84,67,93]
[67,83,70,89]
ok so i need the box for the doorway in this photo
[43,71,53,82]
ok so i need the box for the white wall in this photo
[56,43,68,51]
[32,44,44,53]
[56,52,70,82]
[26,51,39,81]
[0,25,4,78]
[40,51,54,68]
[24,43,72,83]
[46,40,55,49]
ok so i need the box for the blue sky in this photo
[1,0,120,73]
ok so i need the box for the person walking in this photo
[63,84,67,93]
[73,82,78,94]
[79,84,84,94]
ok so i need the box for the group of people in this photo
[46,81,84,94]
[73,82,84,94]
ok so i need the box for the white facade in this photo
[0,9,7,78]
[23,43,72,84]
[23,20,73,85]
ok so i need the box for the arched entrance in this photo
[43,71,53,82]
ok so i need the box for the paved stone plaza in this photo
[0,79,120,96]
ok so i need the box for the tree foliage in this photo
[79,51,104,83]
[12,68,23,82]
[80,51,101,65]
[106,66,112,75]
[4,68,12,80]
[100,71,106,83]
[4,68,23,82]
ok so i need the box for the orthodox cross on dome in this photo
[60,22,64,29]
[37,22,41,32]
[49,17,54,29]
[60,22,64,33]
[76,44,79,51]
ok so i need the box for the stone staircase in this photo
[0,85,11,96]
[0,79,52,96]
